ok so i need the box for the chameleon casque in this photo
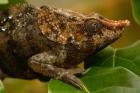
[0,4,130,91]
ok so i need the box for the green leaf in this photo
[0,0,8,4]
[48,67,140,93]
[0,0,26,10]
[8,0,26,5]
[48,79,84,93]
[86,40,140,76]
[81,67,140,92]
[48,40,140,93]
[0,80,5,93]
[131,0,140,25]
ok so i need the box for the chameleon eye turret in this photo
[84,19,103,36]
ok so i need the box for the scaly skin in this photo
[0,4,130,91]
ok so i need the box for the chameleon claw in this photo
[60,72,90,93]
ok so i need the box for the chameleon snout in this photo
[99,18,130,31]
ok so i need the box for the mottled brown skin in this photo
[0,4,129,91]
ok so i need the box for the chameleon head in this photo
[36,5,130,54]
[80,13,130,53]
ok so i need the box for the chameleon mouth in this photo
[99,18,130,30]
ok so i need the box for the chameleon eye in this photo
[85,19,103,36]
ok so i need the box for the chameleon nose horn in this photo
[100,19,130,30]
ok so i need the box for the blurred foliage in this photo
[0,0,26,10]
[0,81,5,93]
[0,0,140,93]
[0,0,8,4]
[131,0,140,25]
[4,79,48,93]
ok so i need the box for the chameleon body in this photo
[0,4,129,91]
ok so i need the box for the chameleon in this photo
[0,4,130,92]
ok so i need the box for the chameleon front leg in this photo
[28,52,86,91]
